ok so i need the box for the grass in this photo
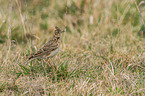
[0,0,145,95]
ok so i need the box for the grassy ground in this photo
[0,0,145,95]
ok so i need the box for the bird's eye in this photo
[57,37,60,39]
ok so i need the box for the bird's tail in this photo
[21,59,32,65]
[21,57,38,65]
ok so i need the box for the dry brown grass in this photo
[0,0,145,95]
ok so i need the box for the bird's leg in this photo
[47,58,57,73]
[46,58,52,67]
[41,59,45,68]
[43,58,52,74]
[41,59,48,75]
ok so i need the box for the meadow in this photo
[0,0,145,95]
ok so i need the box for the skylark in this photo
[22,26,65,65]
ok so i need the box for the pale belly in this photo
[48,46,60,58]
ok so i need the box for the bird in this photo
[22,26,65,65]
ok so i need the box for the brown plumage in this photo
[22,26,65,65]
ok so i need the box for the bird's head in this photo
[54,26,65,37]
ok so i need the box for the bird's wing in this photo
[28,39,58,60]
[43,39,55,47]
